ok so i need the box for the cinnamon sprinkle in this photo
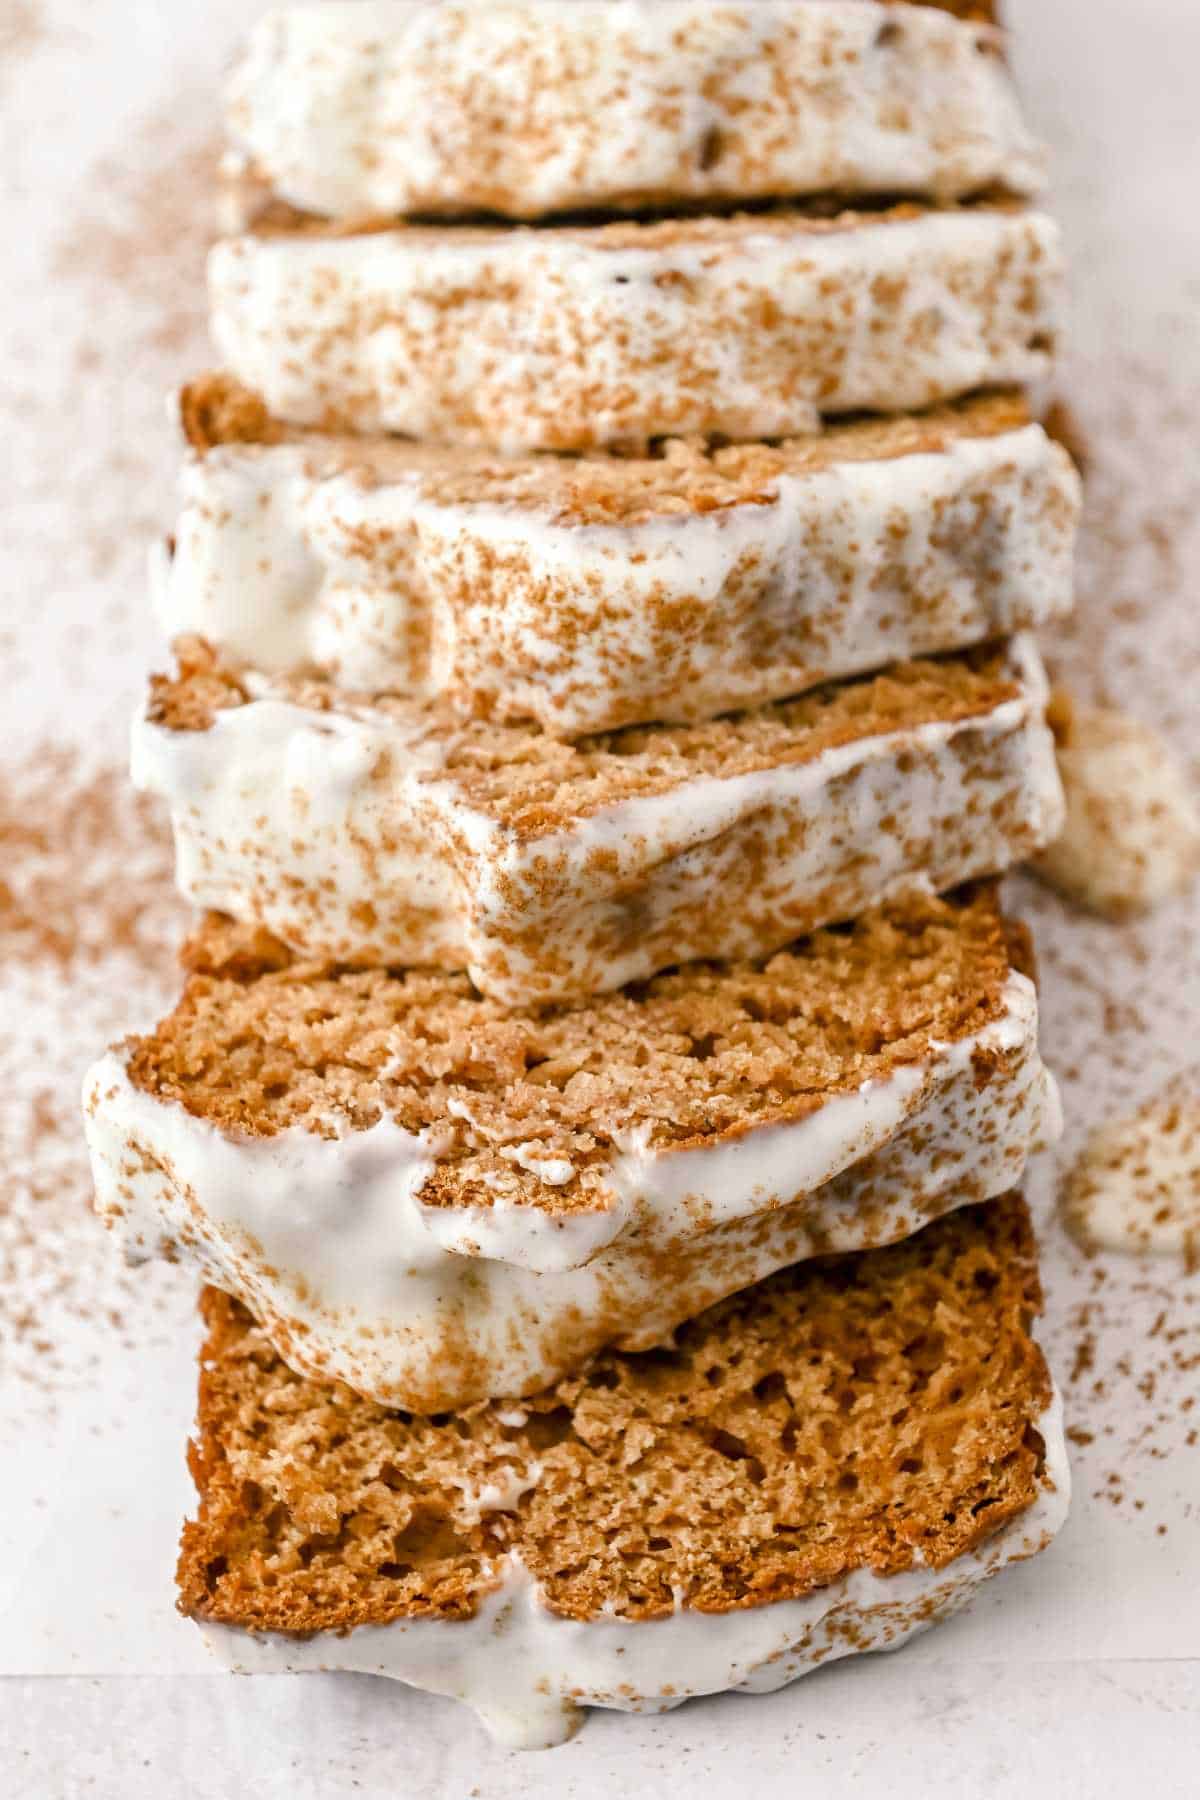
[0,749,184,1403]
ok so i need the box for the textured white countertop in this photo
[1,1,1198,1794]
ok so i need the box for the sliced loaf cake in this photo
[224,1,1037,224]
[165,377,1079,735]
[178,1197,1069,1746]
[133,636,1063,1003]
[85,887,1059,1409]
[209,203,1062,452]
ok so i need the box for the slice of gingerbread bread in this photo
[177,1196,1069,1747]
[209,203,1061,452]
[164,377,1079,736]
[224,2,1034,224]
[85,885,1059,1411]
[132,636,1063,1004]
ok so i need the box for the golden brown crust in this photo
[177,1195,1050,1633]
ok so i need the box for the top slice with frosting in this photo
[225,2,1034,225]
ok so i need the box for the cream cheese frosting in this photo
[225,1,1045,222]
[156,413,1081,735]
[1032,701,1200,919]
[199,1383,1070,1748]
[208,206,1063,452]
[1063,1080,1200,1259]
[83,969,1059,1409]
[131,635,1065,1005]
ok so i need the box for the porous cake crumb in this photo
[121,884,1027,1214]
[178,1196,1054,1633]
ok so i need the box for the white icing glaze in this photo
[1033,703,1200,919]
[130,636,1065,1006]
[226,1,1044,220]
[198,1385,1070,1748]
[208,208,1063,451]
[83,970,1060,1408]
[1064,1083,1200,1258]
[155,419,1081,734]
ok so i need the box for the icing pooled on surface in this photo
[200,1385,1070,1748]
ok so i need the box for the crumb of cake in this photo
[179,371,283,450]
[177,1197,1051,1634]
[122,885,1021,1216]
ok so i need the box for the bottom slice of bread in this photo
[178,1196,1069,1747]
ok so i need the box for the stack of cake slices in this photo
[85,0,1079,1749]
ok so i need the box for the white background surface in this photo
[1,1,1199,1794]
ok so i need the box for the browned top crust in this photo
[177,1195,1050,1632]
